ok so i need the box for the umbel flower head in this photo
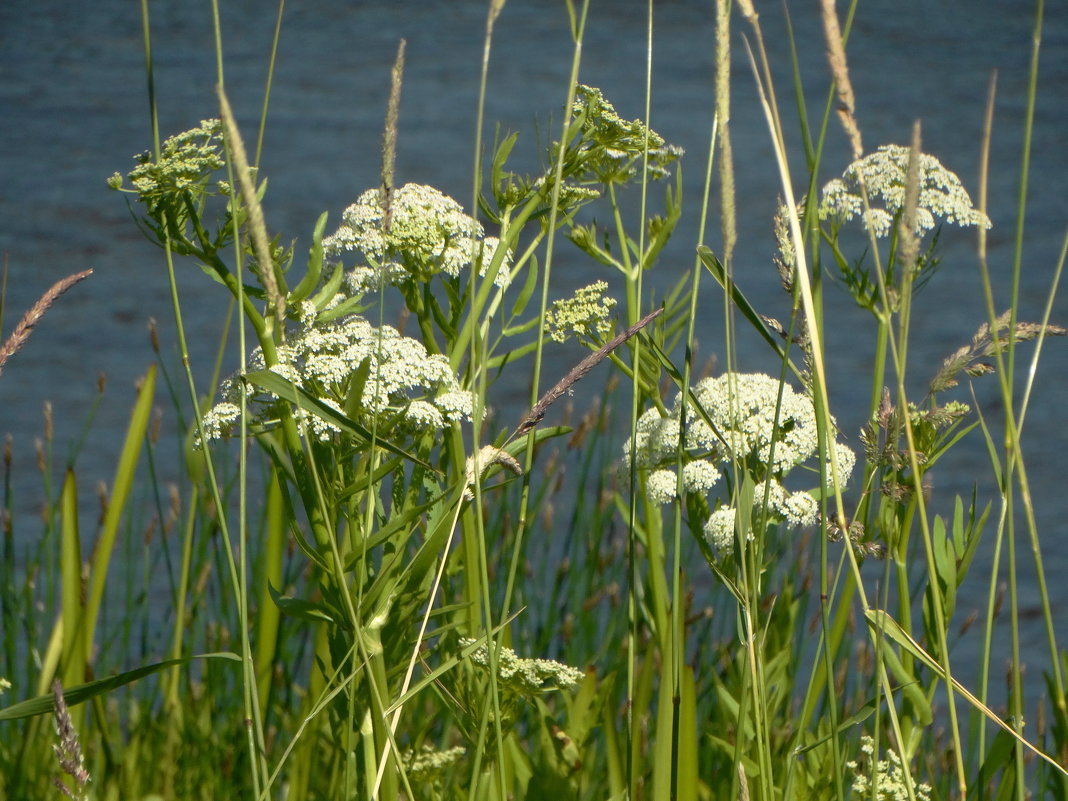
[401,745,466,783]
[108,119,229,224]
[623,372,855,553]
[567,85,683,184]
[544,281,617,344]
[847,736,932,801]
[322,183,511,293]
[818,144,991,238]
[200,314,479,443]
[459,638,584,694]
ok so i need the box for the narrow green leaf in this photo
[510,252,540,319]
[0,653,240,721]
[865,608,1068,779]
[59,469,84,688]
[267,582,338,624]
[698,245,801,376]
[487,340,538,370]
[289,210,329,303]
[309,261,344,311]
[83,365,156,665]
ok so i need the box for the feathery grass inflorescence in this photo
[50,681,90,801]
[0,269,92,377]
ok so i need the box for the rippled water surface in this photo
[2,0,1066,679]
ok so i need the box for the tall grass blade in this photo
[82,365,157,665]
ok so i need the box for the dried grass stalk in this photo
[896,123,923,275]
[0,269,93,377]
[819,0,863,159]
[515,306,663,436]
[715,0,737,266]
[380,39,406,232]
[217,86,285,329]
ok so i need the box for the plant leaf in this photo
[0,653,241,721]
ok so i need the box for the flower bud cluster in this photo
[544,281,617,344]
[110,119,227,210]
[569,85,683,183]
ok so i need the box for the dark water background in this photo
[1,1,1066,704]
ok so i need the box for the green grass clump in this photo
[2,1,1067,799]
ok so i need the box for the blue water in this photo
[1,0,1066,708]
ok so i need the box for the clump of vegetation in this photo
[2,3,1066,800]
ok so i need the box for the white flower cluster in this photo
[544,281,618,343]
[819,144,991,238]
[401,744,466,780]
[847,736,932,801]
[323,183,511,292]
[199,314,478,443]
[623,373,855,553]
[459,638,585,693]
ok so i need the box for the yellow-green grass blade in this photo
[82,364,156,666]
[59,469,84,690]
[0,652,240,720]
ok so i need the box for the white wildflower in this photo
[826,440,857,491]
[200,401,242,443]
[435,389,478,422]
[199,314,478,443]
[646,469,679,504]
[405,399,444,430]
[621,407,666,469]
[0,677,10,695]
[682,459,721,494]
[402,745,465,780]
[847,736,932,801]
[460,638,584,693]
[779,490,819,528]
[324,184,511,290]
[819,144,991,237]
[266,359,301,386]
[704,507,738,552]
[692,373,823,474]
[646,417,684,463]
[753,480,788,512]
[297,299,319,327]
[296,396,343,442]
[623,372,856,554]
